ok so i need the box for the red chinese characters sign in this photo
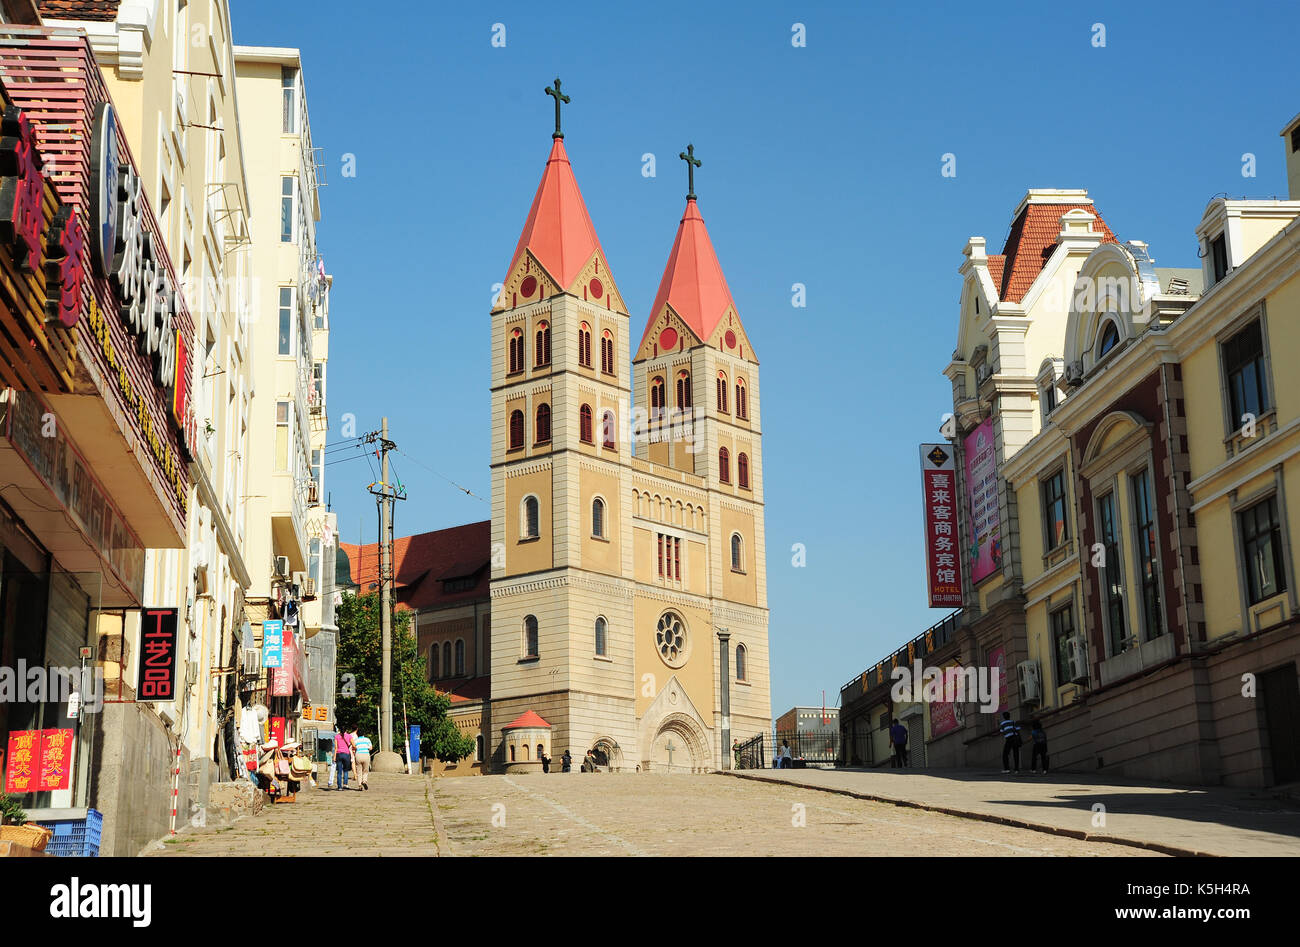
[0,106,45,273]
[4,730,39,794]
[269,717,286,747]
[920,444,963,607]
[38,728,73,791]
[270,627,295,698]
[138,608,180,701]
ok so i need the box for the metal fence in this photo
[736,732,766,769]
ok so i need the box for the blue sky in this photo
[231,1,1297,715]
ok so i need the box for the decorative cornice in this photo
[505,460,552,479]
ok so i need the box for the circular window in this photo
[655,611,689,668]
[589,277,604,299]
[724,329,736,349]
[520,275,537,298]
[659,327,678,350]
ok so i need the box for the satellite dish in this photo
[252,703,269,723]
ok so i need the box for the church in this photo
[349,80,772,773]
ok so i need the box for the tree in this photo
[334,592,475,763]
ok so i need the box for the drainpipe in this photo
[717,628,730,769]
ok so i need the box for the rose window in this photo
[656,612,688,668]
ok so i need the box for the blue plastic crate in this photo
[38,808,103,857]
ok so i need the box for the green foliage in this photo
[335,592,475,764]
[0,793,27,826]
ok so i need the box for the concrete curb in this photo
[717,770,1214,857]
[425,774,455,857]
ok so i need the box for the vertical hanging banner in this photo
[37,728,74,791]
[3,730,39,794]
[920,444,963,607]
[262,619,284,669]
[138,608,180,701]
[964,418,1002,584]
[270,626,295,697]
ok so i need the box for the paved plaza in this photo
[148,770,1168,857]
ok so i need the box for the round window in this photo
[655,611,689,668]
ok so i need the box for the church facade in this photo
[485,93,770,772]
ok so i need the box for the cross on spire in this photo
[544,77,570,140]
[679,143,701,201]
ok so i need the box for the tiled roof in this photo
[503,710,551,730]
[36,1,121,20]
[440,677,491,703]
[985,254,1005,295]
[997,202,1117,302]
[505,137,605,290]
[341,520,490,612]
[639,198,740,350]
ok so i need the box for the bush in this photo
[0,793,28,826]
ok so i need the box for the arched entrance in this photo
[649,713,711,773]
[591,737,624,772]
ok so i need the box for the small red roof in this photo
[996,201,1117,302]
[505,138,605,290]
[341,520,490,612]
[640,198,738,350]
[503,710,551,730]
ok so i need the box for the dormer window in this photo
[1210,233,1228,285]
[1097,321,1120,359]
[1043,384,1057,415]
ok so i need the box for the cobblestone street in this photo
[147,771,1161,857]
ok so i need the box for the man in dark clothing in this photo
[889,718,908,768]
[1000,711,1022,774]
[561,750,572,773]
[1030,720,1049,774]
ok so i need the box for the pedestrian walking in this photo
[542,752,551,774]
[889,718,909,768]
[732,738,742,769]
[333,726,355,790]
[1030,719,1049,774]
[780,740,793,769]
[353,732,373,790]
[561,749,572,773]
[1000,711,1022,774]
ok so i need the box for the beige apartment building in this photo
[33,0,255,853]
[234,46,335,745]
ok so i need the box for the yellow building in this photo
[485,97,770,772]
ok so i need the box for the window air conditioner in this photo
[1064,361,1084,387]
[1066,635,1089,683]
[1017,660,1042,704]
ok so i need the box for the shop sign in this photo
[46,205,86,328]
[920,444,963,607]
[6,390,145,599]
[262,619,284,669]
[270,626,295,697]
[964,419,1003,584]
[137,608,179,701]
[269,716,286,747]
[0,106,45,273]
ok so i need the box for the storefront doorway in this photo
[1261,663,1300,785]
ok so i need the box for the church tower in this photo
[488,80,640,769]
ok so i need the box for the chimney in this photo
[1283,111,1300,201]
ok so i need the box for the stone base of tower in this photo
[487,691,651,773]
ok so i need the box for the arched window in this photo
[454,639,465,676]
[578,322,592,367]
[676,370,691,410]
[731,533,744,571]
[429,645,439,681]
[510,744,516,762]
[736,643,748,682]
[717,371,729,413]
[602,410,616,450]
[442,641,452,676]
[1097,320,1120,358]
[592,497,605,538]
[509,409,524,451]
[508,328,524,375]
[595,616,608,656]
[521,495,540,539]
[719,447,731,484]
[522,744,529,760]
[736,378,748,419]
[535,321,551,367]
[535,403,551,443]
[651,375,665,422]
[523,615,538,658]
[601,330,615,375]
[579,404,593,443]
[738,452,750,490]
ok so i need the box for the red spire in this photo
[505,138,604,291]
[640,199,738,349]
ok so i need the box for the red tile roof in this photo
[506,137,605,290]
[639,198,739,350]
[503,710,551,730]
[996,202,1117,302]
[440,677,491,703]
[985,254,1005,295]
[341,520,490,612]
[36,1,121,20]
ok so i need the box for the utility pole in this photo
[367,417,406,773]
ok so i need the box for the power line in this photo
[393,446,487,503]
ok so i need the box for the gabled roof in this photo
[503,710,551,730]
[341,520,490,612]
[996,199,1117,302]
[35,1,120,19]
[505,137,605,290]
[639,198,739,350]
